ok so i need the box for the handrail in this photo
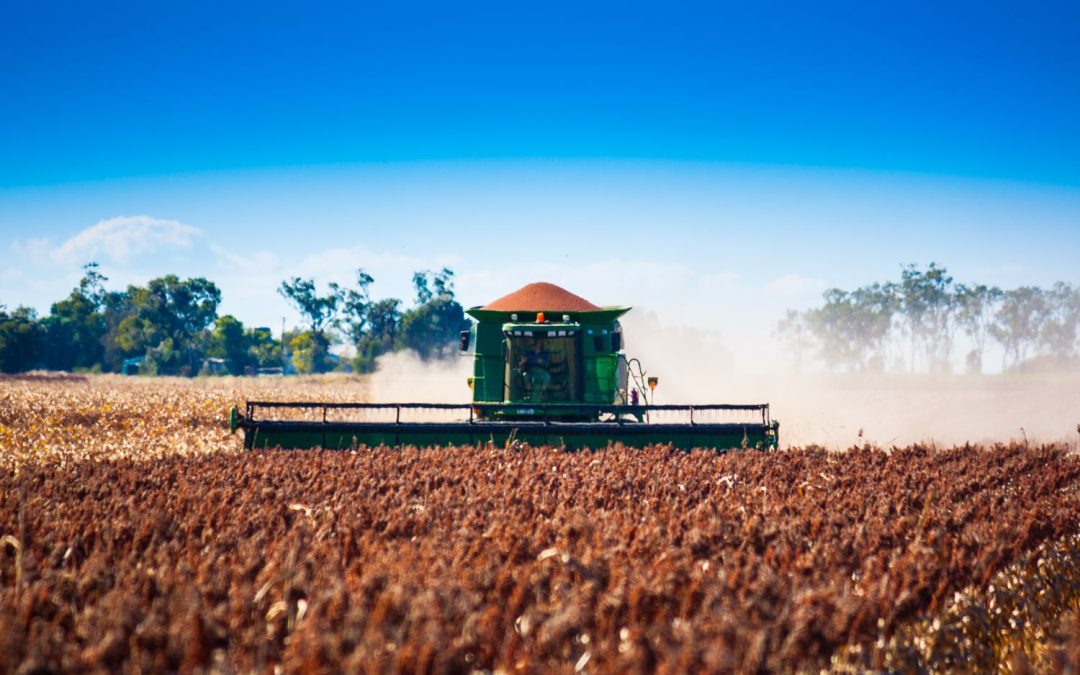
[246,400,769,411]
[244,400,772,425]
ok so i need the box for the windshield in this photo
[505,335,578,403]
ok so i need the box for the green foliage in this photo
[41,264,109,371]
[800,283,897,372]
[954,284,1003,373]
[204,317,282,374]
[337,267,466,371]
[898,263,957,372]
[779,264,1080,373]
[338,269,375,342]
[207,315,250,374]
[1,262,470,377]
[288,332,314,374]
[288,330,336,374]
[399,269,470,360]
[399,296,469,360]
[0,306,45,373]
[113,275,221,375]
[144,337,182,375]
[142,275,221,342]
[278,277,340,333]
[412,271,434,305]
[1038,282,1080,359]
[100,289,135,372]
[990,286,1047,370]
[246,326,282,370]
[352,298,402,373]
[279,277,342,373]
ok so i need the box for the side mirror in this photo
[459,330,471,352]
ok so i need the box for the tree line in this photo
[776,263,1080,374]
[0,264,469,375]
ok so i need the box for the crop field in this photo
[1,375,1079,673]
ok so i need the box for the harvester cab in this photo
[465,302,650,423]
[230,282,779,451]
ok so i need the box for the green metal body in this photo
[230,402,779,451]
[465,307,632,413]
[227,303,781,451]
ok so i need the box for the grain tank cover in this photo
[467,282,630,323]
[482,282,601,312]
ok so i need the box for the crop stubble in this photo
[0,376,1079,673]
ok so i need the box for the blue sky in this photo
[2,1,1079,367]
[3,1,1079,184]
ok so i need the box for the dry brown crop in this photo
[0,375,1078,673]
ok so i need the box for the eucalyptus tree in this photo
[336,268,403,373]
[849,281,900,371]
[955,284,1003,373]
[1037,281,1080,359]
[774,309,814,372]
[41,263,109,371]
[400,268,470,360]
[0,306,45,373]
[337,268,375,345]
[278,276,342,373]
[990,286,1047,369]
[113,275,221,375]
[800,283,897,372]
[897,263,958,372]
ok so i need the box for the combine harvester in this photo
[230,283,779,450]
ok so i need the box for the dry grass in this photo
[0,373,369,468]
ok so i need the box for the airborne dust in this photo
[361,310,1080,449]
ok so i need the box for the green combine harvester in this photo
[230,282,779,451]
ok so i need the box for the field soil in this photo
[1,375,1079,673]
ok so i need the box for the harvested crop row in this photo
[2,443,1078,673]
[0,375,371,468]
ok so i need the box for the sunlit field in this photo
[1,375,1078,672]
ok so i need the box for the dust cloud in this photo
[621,310,1080,448]
[364,350,473,404]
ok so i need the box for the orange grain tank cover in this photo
[483,282,601,312]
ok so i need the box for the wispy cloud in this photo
[210,243,279,274]
[765,273,826,298]
[457,259,739,307]
[11,237,52,262]
[206,242,466,323]
[293,245,437,281]
[17,215,201,265]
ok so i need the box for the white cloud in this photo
[210,242,461,299]
[5,216,204,312]
[293,246,431,281]
[11,237,53,262]
[210,243,279,274]
[43,215,201,265]
[765,273,827,298]
[990,263,1026,278]
[206,242,470,329]
[456,259,739,310]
